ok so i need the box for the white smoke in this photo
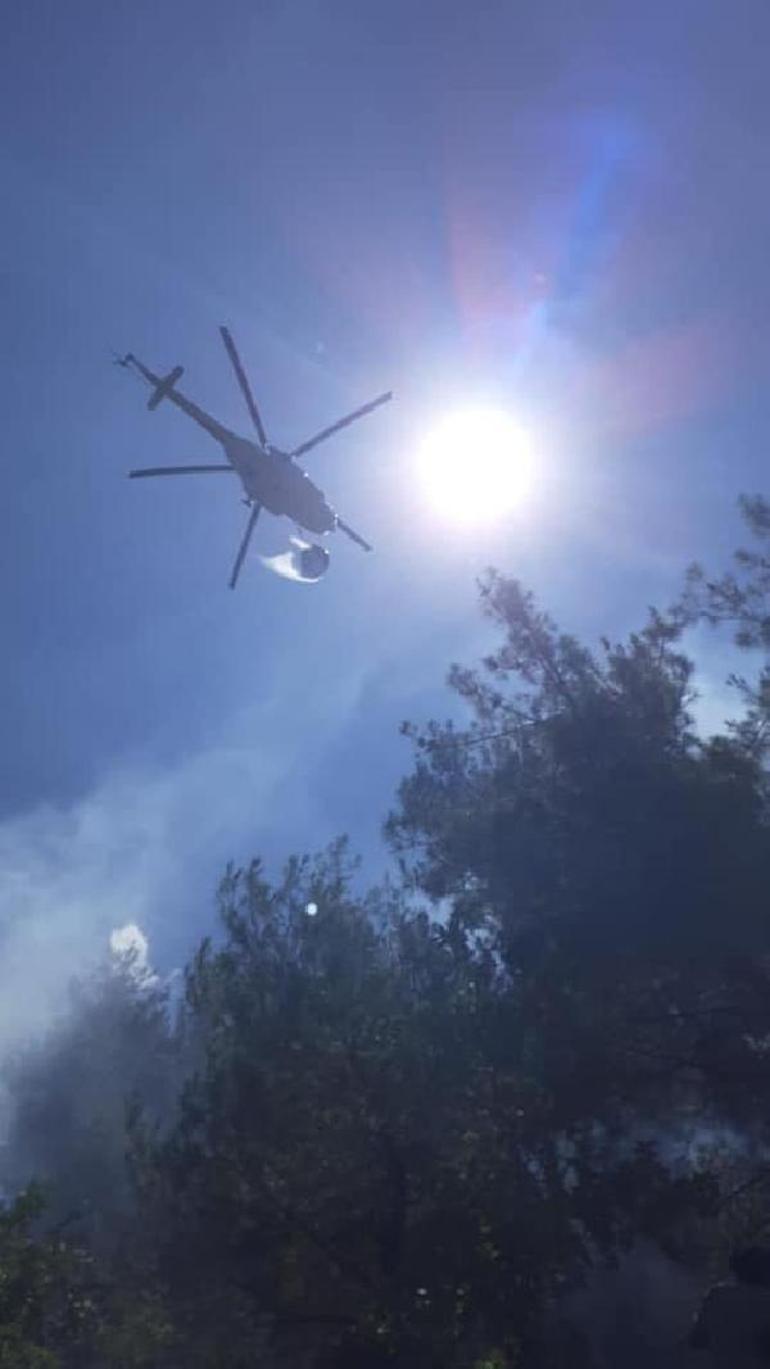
[109,922,149,964]
[0,655,377,1057]
[109,921,160,987]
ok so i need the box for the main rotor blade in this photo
[129,465,234,478]
[290,391,393,459]
[219,326,268,447]
[336,517,372,552]
[229,503,261,590]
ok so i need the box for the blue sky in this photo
[2,0,770,1037]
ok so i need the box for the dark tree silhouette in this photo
[9,521,770,1365]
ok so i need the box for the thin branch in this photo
[717,1166,770,1213]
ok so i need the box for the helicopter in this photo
[117,326,392,588]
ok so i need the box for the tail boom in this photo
[147,365,184,410]
[117,352,231,443]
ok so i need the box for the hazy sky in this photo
[2,0,770,1032]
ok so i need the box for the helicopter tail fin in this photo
[147,366,184,411]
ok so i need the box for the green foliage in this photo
[91,1290,175,1368]
[11,510,770,1363]
[126,829,715,1366]
[0,1185,99,1367]
[2,948,178,1253]
[682,494,770,767]
[389,570,770,1139]
[684,494,770,652]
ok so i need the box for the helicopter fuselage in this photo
[223,434,336,534]
[122,340,379,586]
[125,353,337,537]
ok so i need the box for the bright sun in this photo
[417,407,532,526]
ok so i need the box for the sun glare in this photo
[417,408,532,526]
